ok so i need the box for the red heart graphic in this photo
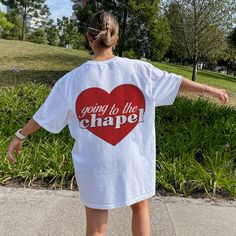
[75,84,145,145]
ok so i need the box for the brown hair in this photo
[87,10,119,48]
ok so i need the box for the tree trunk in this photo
[21,13,26,41]
[234,62,236,77]
[119,3,128,57]
[192,59,198,81]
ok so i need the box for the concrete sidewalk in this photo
[0,186,236,236]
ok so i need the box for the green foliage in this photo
[27,28,47,44]
[45,19,59,46]
[57,17,86,50]
[0,82,75,189]
[224,27,236,76]
[75,0,170,60]
[123,49,138,59]
[166,0,236,80]
[156,97,236,198]
[76,0,96,34]
[2,11,22,40]
[165,2,190,63]
[7,0,50,40]
[1,40,236,197]
[1,83,236,197]
[127,0,170,60]
[0,11,14,37]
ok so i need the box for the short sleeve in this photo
[149,64,182,107]
[33,81,70,134]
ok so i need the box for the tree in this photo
[94,0,129,57]
[165,2,190,64]
[57,17,86,49]
[0,11,14,38]
[167,0,236,81]
[75,0,128,56]
[75,0,170,60]
[7,0,50,41]
[3,10,22,40]
[127,0,170,60]
[27,28,47,44]
[45,19,59,46]
[226,27,236,76]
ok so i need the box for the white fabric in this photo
[33,56,182,209]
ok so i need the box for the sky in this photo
[46,0,73,22]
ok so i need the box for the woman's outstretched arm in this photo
[179,77,229,104]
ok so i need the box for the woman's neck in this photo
[91,49,115,61]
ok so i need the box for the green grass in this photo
[1,82,236,198]
[156,97,236,198]
[0,40,90,87]
[0,83,75,189]
[1,39,236,94]
[153,62,236,93]
[1,40,236,199]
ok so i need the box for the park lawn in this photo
[1,40,236,93]
[0,40,90,87]
[153,62,236,92]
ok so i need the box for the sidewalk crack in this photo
[164,202,177,236]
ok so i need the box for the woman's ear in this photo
[86,32,94,44]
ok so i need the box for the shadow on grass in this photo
[0,70,70,87]
[11,52,89,65]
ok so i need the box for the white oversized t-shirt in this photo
[33,56,182,209]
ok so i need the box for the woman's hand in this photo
[207,86,229,104]
[7,137,23,164]
[6,118,41,164]
[180,77,229,104]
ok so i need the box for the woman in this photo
[7,10,228,236]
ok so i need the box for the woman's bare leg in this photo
[85,206,108,236]
[130,199,150,236]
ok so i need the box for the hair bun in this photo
[87,10,119,48]
[105,19,112,30]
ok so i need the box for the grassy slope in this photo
[0,40,90,87]
[1,39,236,104]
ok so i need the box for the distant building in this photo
[26,10,48,32]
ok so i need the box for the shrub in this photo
[1,82,236,198]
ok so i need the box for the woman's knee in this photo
[85,206,108,234]
[130,199,149,212]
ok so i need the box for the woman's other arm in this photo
[179,77,229,104]
[7,118,41,164]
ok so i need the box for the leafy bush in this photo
[156,97,236,199]
[1,82,236,198]
[0,82,75,189]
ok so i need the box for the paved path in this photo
[1,186,236,236]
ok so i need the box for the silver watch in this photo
[15,129,26,140]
